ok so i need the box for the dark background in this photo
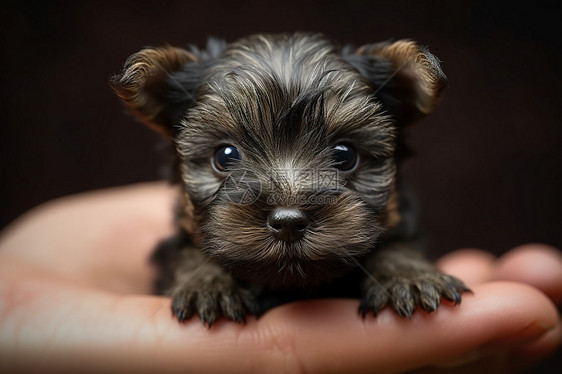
[0,0,561,371]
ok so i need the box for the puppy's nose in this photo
[267,208,310,242]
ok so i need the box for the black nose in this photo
[267,208,310,242]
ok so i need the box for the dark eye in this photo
[333,144,358,171]
[213,145,242,172]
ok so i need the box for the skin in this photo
[0,182,560,374]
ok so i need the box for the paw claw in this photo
[201,313,216,328]
[394,300,415,318]
[360,271,469,317]
[420,297,439,312]
[170,280,258,326]
[391,284,415,317]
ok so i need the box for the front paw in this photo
[171,277,260,327]
[359,271,471,318]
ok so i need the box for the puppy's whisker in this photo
[346,255,410,317]
[371,61,409,97]
[194,190,220,208]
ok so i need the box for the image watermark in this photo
[266,169,340,191]
[223,170,262,205]
[224,169,341,205]
[266,193,338,206]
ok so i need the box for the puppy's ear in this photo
[344,40,447,126]
[110,46,200,136]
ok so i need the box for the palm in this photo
[0,182,560,373]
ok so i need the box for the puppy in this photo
[111,33,469,326]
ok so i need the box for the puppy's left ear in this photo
[345,40,447,126]
[110,46,200,137]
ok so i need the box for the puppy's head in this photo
[111,33,446,287]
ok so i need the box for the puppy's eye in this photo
[333,144,358,171]
[213,145,241,172]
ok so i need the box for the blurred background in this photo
[0,0,561,371]
[3,0,561,254]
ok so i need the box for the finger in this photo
[2,279,558,374]
[508,322,562,371]
[436,249,496,285]
[261,282,560,373]
[0,182,176,294]
[492,243,562,305]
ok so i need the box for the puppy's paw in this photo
[359,271,471,318]
[171,278,260,327]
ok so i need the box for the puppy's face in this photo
[111,33,446,287]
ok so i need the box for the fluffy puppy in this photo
[111,33,469,326]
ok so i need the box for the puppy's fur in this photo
[111,33,469,326]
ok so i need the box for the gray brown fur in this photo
[111,32,469,326]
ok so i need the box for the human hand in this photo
[0,182,560,373]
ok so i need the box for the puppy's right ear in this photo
[344,40,447,126]
[110,46,199,137]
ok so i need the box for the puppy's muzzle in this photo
[267,207,310,242]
